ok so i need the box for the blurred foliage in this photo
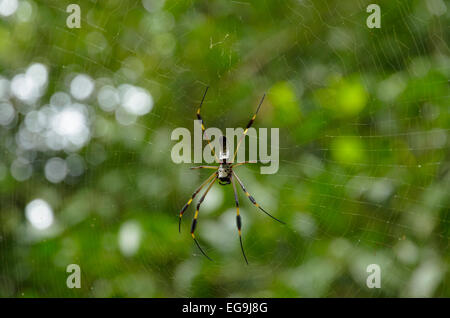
[0,0,449,297]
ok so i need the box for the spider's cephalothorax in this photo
[218,135,232,185]
[178,87,285,264]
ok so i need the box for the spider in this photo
[178,87,284,264]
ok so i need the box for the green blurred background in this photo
[0,0,449,297]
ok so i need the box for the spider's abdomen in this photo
[218,164,232,185]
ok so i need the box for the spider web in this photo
[0,0,448,298]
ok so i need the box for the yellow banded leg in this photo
[232,171,285,224]
[232,175,248,264]
[190,176,217,261]
[190,166,218,170]
[196,87,220,163]
[231,161,258,168]
[179,171,216,232]
[232,94,266,163]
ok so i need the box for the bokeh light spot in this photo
[331,137,364,165]
[0,0,18,17]
[118,220,142,257]
[44,157,68,183]
[0,101,15,126]
[70,74,94,100]
[25,199,54,230]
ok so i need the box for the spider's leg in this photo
[232,94,265,163]
[231,161,257,168]
[196,86,220,163]
[179,171,217,232]
[190,166,218,170]
[232,171,285,224]
[191,176,217,261]
[231,174,248,264]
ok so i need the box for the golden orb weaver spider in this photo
[178,87,285,264]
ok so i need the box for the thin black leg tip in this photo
[257,205,285,225]
[193,238,213,262]
[243,254,249,265]
[239,236,249,265]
